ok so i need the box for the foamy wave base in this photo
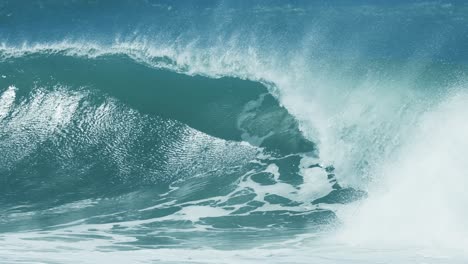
[1,233,467,264]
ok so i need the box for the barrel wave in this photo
[1,1,468,263]
[0,52,345,255]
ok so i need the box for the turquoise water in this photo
[1,1,468,263]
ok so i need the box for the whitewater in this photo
[1,1,468,263]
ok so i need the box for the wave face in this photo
[1,1,468,263]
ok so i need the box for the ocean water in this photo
[1,1,468,263]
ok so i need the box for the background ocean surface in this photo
[1,1,468,263]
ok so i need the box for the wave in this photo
[1,40,467,240]
[0,50,315,151]
[1,1,468,260]
[4,40,465,187]
[0,51,352,241]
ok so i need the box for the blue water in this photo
[1,1,468,263]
